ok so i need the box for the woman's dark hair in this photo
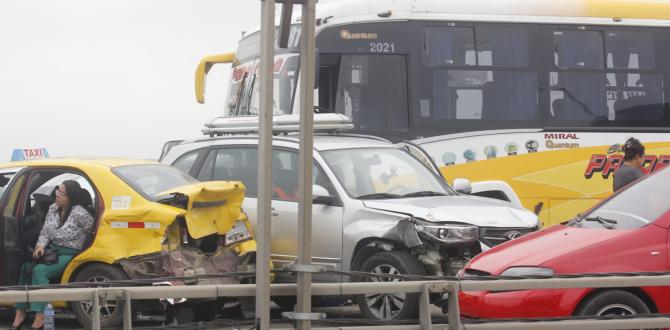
[58,180,83,227]
[623,137,645,161]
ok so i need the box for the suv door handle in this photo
[271,207,279,217]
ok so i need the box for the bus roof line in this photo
[239,13,670,42]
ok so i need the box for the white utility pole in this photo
[255,0,275,329]
[296,0,316,329]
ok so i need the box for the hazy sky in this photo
[0,0,263,161]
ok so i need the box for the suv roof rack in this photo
[202,113,353,136]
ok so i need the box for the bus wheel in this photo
[71,264,129,329]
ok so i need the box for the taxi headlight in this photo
[414,221,479,244]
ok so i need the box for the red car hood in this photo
[467,225,632,275]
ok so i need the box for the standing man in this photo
[613,137,646,192]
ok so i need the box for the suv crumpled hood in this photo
[363,195,537,228]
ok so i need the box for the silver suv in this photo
[160,134,538,320]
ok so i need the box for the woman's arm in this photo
[74,206,95,236]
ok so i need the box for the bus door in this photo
[319,54,409,138]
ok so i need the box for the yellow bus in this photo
[197,0,670,227]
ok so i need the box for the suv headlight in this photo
[414,221,478,244]
[500,266,554,277]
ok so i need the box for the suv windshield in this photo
[570,167,670,229]
[113,164,197,199]
[321,147,454,199]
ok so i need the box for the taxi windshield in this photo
[321,147,454,199]
[113,164,197,199]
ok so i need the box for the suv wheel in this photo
[71,264,129,329]
[355,251,426,320]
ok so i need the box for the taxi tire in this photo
[71,264,129,329]
[355,251,427,321]
[575,290,651,317]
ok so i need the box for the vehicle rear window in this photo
[113,164,197,199]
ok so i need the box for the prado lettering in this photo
[585,154,670,179]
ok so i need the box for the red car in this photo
[460,166,670,319]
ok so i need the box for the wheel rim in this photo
[79,275,118,319]
[596,304,637,316]
[364,264,405,320]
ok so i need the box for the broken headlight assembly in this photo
[224,220,252,246]
[414,220,479,245]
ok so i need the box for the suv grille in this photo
[480,227,536,247]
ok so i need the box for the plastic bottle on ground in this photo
[44,303,55,330]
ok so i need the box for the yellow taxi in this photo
[0,157,255,327]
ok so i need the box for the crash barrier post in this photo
[3,274,670,329]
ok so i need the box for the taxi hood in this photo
[363,195,538,228]
[157,181,246,239]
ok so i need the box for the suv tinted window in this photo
[205,148,259,196]
[173,151,201,174]
[198,147,335,201]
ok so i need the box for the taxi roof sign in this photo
[11,148,49,161]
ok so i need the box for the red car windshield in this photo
[570,167,670,229]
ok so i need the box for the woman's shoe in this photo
[8,318,27,330]
[28,326,43,330]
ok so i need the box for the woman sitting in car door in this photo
[10,180,94,330]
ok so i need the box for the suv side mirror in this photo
[313,185,336,206]
[453,178,472,194]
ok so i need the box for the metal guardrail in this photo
[3,274,670,329]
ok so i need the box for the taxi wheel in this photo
[576,290,651,317]
[355,251,427,321]
[71,264,129,329]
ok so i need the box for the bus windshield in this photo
[225,26,301,117]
